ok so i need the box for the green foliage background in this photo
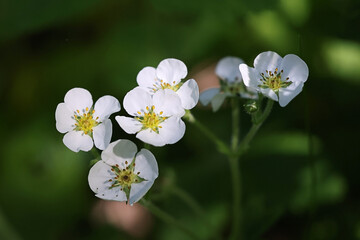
[0,0,359,239]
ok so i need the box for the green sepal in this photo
[123,185,131,204]
[258,84,269,89]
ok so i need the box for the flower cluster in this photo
[55,52,308,205]
[200,52,308,109]
[55,58,199,204]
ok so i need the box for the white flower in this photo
[88,139,158,205]
[116,87,186,147]
[239,51,309,107]
[200,56,258,108]
[55,88,120,152]
[136,58,199,110]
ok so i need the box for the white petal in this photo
[115,116,142,134]
[278,82,304,107]
[254,51,283,74]
[88,161,127,201]
[239,64,261,89]
[152,89,185,117]
[136,67,158,93]
[280,54,309,84]
[55,103,75,133]
[158,117,185,145]
[93,119,112,150]
[260,88,278,101]
[176,79,199,109]
[63,131,93,152]
[134,149,159,181]
[101,139,138,167]
[215,56,244,83]
[123,87,152,116]
[128,180,155,205]
[211,93,227,112]
[136,129,167,147]
[156,58,187,84]
[93,95,121,121]
[199,88,220,106]
[64,87,93,113]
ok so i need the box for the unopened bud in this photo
[244,100,259,114]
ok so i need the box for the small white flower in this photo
[116,87,186,147]
[200,56,258,108]
[239,51,309,107]
[55,88,120,152]
[136,58,199,110]
[88,139,158,205]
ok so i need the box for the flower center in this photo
[152,80,182,93]
[108,161,145,203]
[135,105,168,134]
[258,68,292,92]
[73,107,99,135]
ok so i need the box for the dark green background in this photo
[0,0,359,239]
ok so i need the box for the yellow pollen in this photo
[258,68,292,92]
[73,108,99,135]
[135,105,168,133]
[137,111,141,115]
[160,111,163,115]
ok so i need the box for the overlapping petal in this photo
[156,58,187,84]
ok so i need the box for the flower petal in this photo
[134,149,159,181]
[260,88,278,101]
[93,95,121,121]
[101,139,138,167]
[123,87,152,116]
[280,54,309,84]
[115,116,142,134]
[136,67,157,93]
[176,79,199,109]
[136,129,167,147]
[254,51,283,74]
[158,117,185,145]
[199,88,220,106]
[211,92,227,112]
[55,103,75,133]
[239,64,261,89]
[64,87,93,113]
[278,82,304,107]
[88,161,127,201]
[63,131,93,152]
[156,58,187,84]
[128,180,155,205]
[215,56,244,83]
[152,89,185,117]
[93,119,112,150]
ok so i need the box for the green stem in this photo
[238,99,273,155]
[229,98,242,240]
[231,98,240,152]
[171,186,205,217]
[140,199,200,240]
[228,156,241,240]
[184,111,231,156]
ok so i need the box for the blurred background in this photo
[0,0,359,239]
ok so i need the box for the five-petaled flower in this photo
[200,56,258,110]
[88,139,158,205]
[239,51,309,107]
[55,88,120,152]
[136,58,199,110]
[116,87,186,147]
